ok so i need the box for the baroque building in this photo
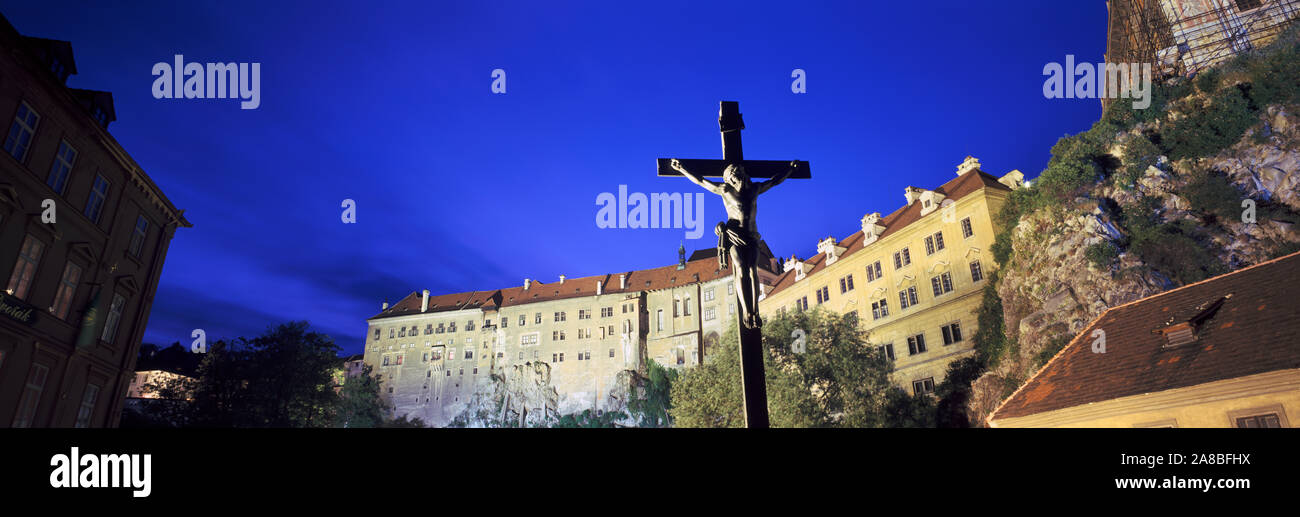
[364,247,779,426]
[0,15,189,427]
[759,157,1022,395]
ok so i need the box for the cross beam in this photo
[656,102,812,177]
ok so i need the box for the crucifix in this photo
[657,101,810,428]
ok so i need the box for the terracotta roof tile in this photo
[990,250,1300,422]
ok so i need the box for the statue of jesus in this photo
[669,158,801,329]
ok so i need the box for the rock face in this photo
[449,363,637,427]
[969,105,1300,424]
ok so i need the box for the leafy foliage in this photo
[670,309,932,427]
[1084,241,1119,268]
[627,360,676,427]
[1160,88,1258,161]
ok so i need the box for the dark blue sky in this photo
[2,1,1107,356]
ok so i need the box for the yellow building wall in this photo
[991,369,1300,428]
[761,185,1009,392]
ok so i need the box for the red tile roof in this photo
[764,170,1010,297]
[368,257,734,321]
[990,250,1300,422]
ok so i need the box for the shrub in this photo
[1117,134,1162,189]
[1084,241,1119,268]
[1182,168,1246,223]
[1160,88,1258,161]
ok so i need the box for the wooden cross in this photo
[656,101,811,428]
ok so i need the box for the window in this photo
[84,175,110,223]
[554,311,566,322]
[839,275,854,293]
[609,348,615,358]
[448,322,456,332]
[101,293,126,343]
[909,335,930,355]
[893,248,911,269]
[871,299,889,320]
[501,317,508,328]
[521,333,538,346]
[466,320,475,331]
[579,309,589,320]
[683,296,690,316]
[51,262,82,320]
[961,217,974,238]
[4,101,39,162]
[389,328,395,338]
[728,283,734,295]
[535,312,542,324]
[559,353,565,362]
[1234,0,1263,12]
[75,383,100,428]
[128,215,150,258]
[868,261,883,282]
[924,232,945,255]
[374,329,380,340]
[931,273,954,297]
[13,363,49,427]
[6,234,45,299]
[676,348,685,365]
[815,286,830,304]
[970,261,984,282]
[795,296,808,311]
[907,333,927,355]
[673,299,679,317]
[912,377,935,395]
[399,327,406,338]
[656,309,664,331]
[898,286,918,310]
[728,302,735,315]
[1235,414,1281,428]
[878,344,895,361]
[941,322,963,345]
[436,323,444,334]
[395,354,403,365]
[704,289,715,302]
[704,307,716,321]
[47,140,77,194]
[464,349,473,360]
[601,307,613,317]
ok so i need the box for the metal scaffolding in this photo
[1106,0,1300,78]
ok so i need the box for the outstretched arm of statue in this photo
[671,158,723,194]
[757,161,800,194]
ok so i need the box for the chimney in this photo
[524,278,531,290]
[382,301,389,310]
[597,280,603,295]
[559,275,566,284]
[956,156,981,176]
[904,186,924,206]
[619,274,627,289]
[421,290,430,312]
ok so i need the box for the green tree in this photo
[334,364,388,428]
[671,309,930,428]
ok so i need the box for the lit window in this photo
[6,234,45,300]
[50,262,82,320]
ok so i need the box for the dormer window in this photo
[1159,295,1231,348]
